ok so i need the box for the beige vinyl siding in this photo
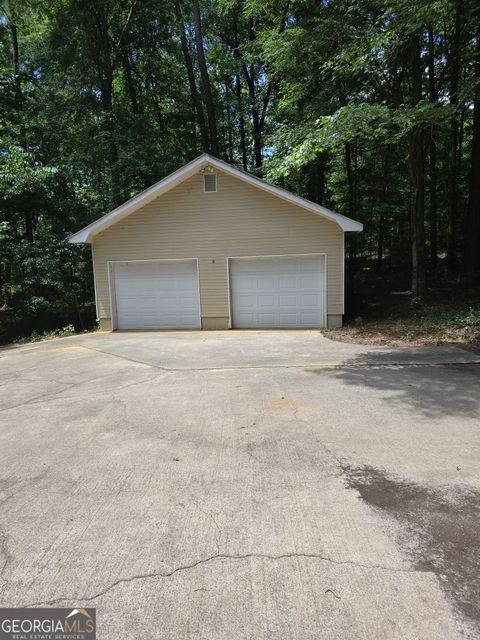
[92,169,344,325]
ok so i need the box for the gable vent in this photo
[203,173,217,193]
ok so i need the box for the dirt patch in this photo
[325,285,480,349]
[325,322,480,349]
[343,465,480,638]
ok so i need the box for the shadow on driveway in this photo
[310,351,480,418]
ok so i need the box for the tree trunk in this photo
[232,19,248,169]
[427,25,438,272]
[90,2,114,112]
[465,25,480,280]
[307,155,326,204]
[345,141,357,218]
[8,19,20,89]
[345,142,357,313]
[407,32,426,296]
[174,0,209,153]
[123,50,140,114]
[100,68,114,112]
[243,64,262,169]
[239,16,279,171]
[377,147,390,272]
[192,0,219,156]
[89,2,120,204]
[446,1,464,274]
[428,135,438,271]
[25,212,34,243]
[409,132,426,296]
[8,11,26,152]
[225,79,234,162]
[235,72,248,170]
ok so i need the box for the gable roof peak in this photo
[69,155,362,243]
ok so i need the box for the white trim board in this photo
[69,154,363,243]
[90,241,100,321]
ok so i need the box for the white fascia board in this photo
[69,153,362,244]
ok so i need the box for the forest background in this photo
[1,0,479,344]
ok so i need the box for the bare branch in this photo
[113,0,138,68]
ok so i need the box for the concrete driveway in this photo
[0,331,479,639]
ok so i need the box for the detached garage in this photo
[69,154,362,331]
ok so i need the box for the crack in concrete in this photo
[19,551,419,608]
[77,354,480,372]
[9,341,480,372]
[0,526,12,587]
[0,469,50,588]
[280,397,345,475]
[190,497,223,555]
[0,371,170,413]
[2,344,479,415]
[0,385,80,413]
[79,346,166,370]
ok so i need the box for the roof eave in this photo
[68,153,363,242]
[343,221,363,232]
[69,230,90,244]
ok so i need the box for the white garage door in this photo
[112,260,200,330]
[230,255,325,328]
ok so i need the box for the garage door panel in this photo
[230,256,325,329]
[300,311,323,324]
[237,294,254,308]
[257,276,275,290]
[236,312,255,325]
[113,261,200,330]
[278,294,297,307]
[237,281,255,293]
[278,312,298,324]
[257,312,276,325]
[258,294,275,307]
[278,276,297,288]
[300,293,321,306]
[298,274,318,288]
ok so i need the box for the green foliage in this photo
[410,296,425,316]
[0,0,479,342]
[0,147,52,197]
[266,99,451,180]
[15,323,77,345]
[453,307,480,330]
[403,300,480,334]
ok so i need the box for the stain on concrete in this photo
[262,395,300,411]
[261,395,311,413]
[342,465,480,638]
[35,346,91,354]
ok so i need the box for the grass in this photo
[325,285,480,349]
